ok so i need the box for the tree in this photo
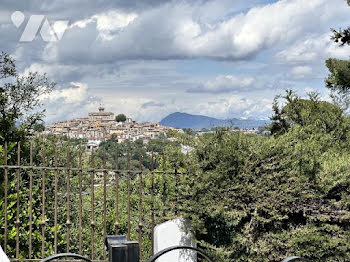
[325,58,350,110]
[0,53,56,259]
[0,52,55,145]
[325,59,350,93]
[269,90,347,137]
[183,128,195,136]
[331,1,350,46]
[146,137,174,153]
[326,0,350,108]
[179,123,350,261]
[0,52,55,216]
[115,113,127,122]
[331,28,350,46]
[32,122,45,133]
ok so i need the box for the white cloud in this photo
[291,66,313,78]
[23,63,78,80]
[70,10,138,40]
[45,0,350,63]
[192,95,273,120]
[39,82,104,123]
[102,96,171,122]
[276,33,350,64]
[2,0,349,124]
[188,75,255,93]
[52,21,70,40]
[94,10,138,31]
[40,82,89,104]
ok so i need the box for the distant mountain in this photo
[160,112,270,130]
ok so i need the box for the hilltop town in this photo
[44,106,182,150]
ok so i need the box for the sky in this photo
[1,0,350,123]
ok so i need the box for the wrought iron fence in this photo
[0,141,185,262]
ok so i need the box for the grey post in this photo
[106,235,140,262]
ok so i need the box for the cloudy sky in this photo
[1,0,350,123]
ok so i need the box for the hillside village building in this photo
[44,107,181,149]
[88,106,115,121]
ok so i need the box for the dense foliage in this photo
[328,0,350,110]
[0,53,54,145]
[270,90,348,136]
[0,53,55,258]
[175,96,350,261]
[326,59,350,94]
[0,133,182,261]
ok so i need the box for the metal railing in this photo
[0,142,183,262]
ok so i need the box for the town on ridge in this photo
[44,106,182,150]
